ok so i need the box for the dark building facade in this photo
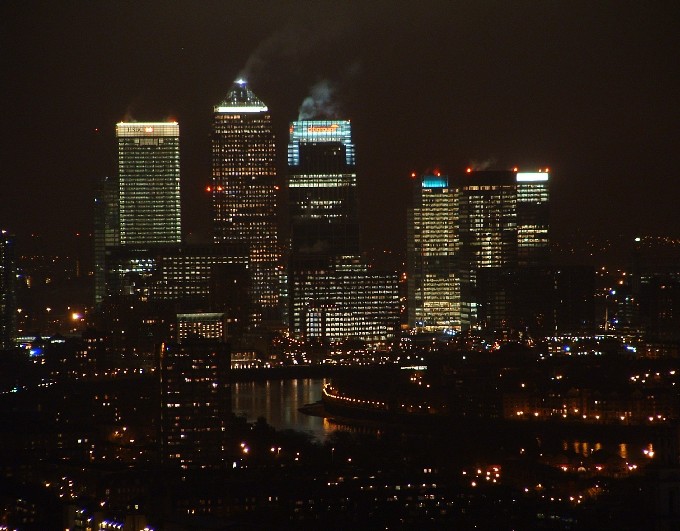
[104,243,249,313]
[456,170,518,330]
[0,230,16,350]
[159,339,230,469]
[93,175,119,305]
[288,120,359,262]
[101,244,250,353]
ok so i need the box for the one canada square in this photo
[210,80,279,324]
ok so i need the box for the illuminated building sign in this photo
[288,120,355,166]
[307,124,339,133]
[116,122,179,137]
[517,172,549,182]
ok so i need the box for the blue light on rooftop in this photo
[422,176,448,188]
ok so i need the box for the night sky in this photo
[1,1,678,257]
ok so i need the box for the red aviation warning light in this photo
[466,168,472,173]
[513,167,518,172]
[205,186,212,192]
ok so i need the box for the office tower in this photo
[457,170,518,329]
[116,122,181,245]
[93,176,119,305]
[159,339,230,469]
[516,171,550,267]
[405,167,551,333]
[290,256,400,343]
[515,170,553,332]
[407,173,460,331]
[287,120,398,343]
[0,230,16,350]
[288,120,359,259]
[211,80,279,324]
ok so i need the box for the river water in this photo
[231,377,657,461]
[231,377,331,440]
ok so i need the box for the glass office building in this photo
[407,168,551,333]
[288,120,359,259]
[287,120,398,343]
[457,170,518,330]
[211,80,279,324]
[516,171,550,267]
[93,175,119,305]
[290,256,399,343]
[407,174,460,331]
[115,122,181,245]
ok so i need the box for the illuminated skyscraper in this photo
[457,170,518,329]
[287,120,398,342]
[516,171,550,267]
[514,170,552,332]
[407,174,460,331]
[210,80,279,324]
[288,120,359,259]
[116,122,181,245]
[406,168,551,333]
[0,230,16,350]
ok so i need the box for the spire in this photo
[215,80,268,112]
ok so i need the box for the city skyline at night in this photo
[1,2,678,257]
[2,6,680,526]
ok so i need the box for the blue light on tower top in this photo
[422,175,448,188]
[288,120,355,166]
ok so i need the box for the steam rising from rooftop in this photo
[468,158,498,171]
[237,24,307,83]
[297,80,339,120]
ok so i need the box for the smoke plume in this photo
[468,158,497,171]
[237,25,302,83]
[297,80,339,120]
